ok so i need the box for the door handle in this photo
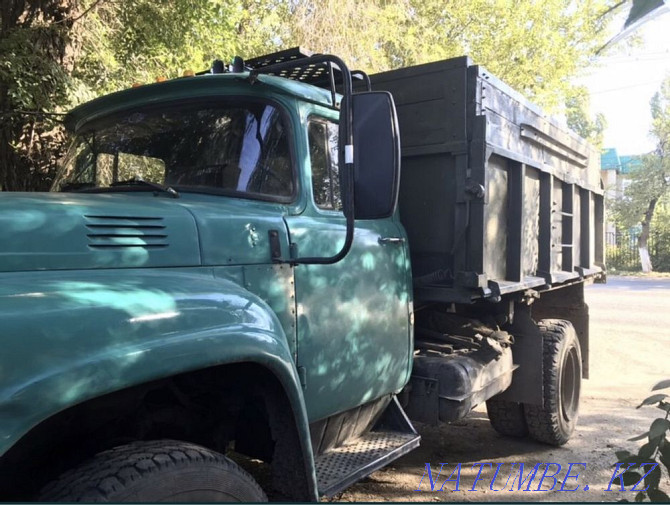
[378,236,406,245]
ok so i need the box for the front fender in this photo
[0,268,314,494]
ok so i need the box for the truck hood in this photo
[0,192,291,273]
[0,193,201,272]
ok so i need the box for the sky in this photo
[578,11,670,156]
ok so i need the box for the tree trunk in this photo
[637,197,658,273]
[638,246,652,273]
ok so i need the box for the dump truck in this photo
[0,48,604,501]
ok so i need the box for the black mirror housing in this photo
[341,91,401,220]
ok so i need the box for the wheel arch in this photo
[0,270,317,501]
[0,360,316,501]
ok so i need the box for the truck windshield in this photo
[53,101,295,200]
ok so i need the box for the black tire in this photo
[524,319,582,446]
[486,398,528,438]
[39,440,267,502]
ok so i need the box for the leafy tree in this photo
[0,0,660,191]
[0,0,77,191]
[282,0,397,72]
[285,0,621,153]
[565,86,607,147]
[0,0,285,191]
[71,0,285,95]
[284,0,624,140]
[649,202,670,271]
[613,77,670,272]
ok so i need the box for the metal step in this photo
[315,397,420,497]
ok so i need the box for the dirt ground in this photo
[335,275,670,502]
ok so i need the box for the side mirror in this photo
[341,91,401,220]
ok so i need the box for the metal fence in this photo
[606,231,670,272]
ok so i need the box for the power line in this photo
[596,54,670,64]
[589,80,666,94]
[600,49,670,58]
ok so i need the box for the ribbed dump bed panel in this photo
[370,57,604,304]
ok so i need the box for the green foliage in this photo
[651,78,670,152]
[613,154,669,230]
[614,379,670,502]
[605,226,670,272]
[0,26,70,111]
[0,0,286,190]
[70,0,284,98]
[650,204,670,271]
[0,0,644,190]
[566,86,607,147]
[611,76,670,263]
[0,1,76,190]
[286,0,615,110]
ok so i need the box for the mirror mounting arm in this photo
[255,54,356,266]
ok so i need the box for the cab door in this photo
[285,117,412,422]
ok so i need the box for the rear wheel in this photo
[40,440,267,502]
[524,319,582,446]
[486,398,528,438]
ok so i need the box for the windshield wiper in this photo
[111,177,180,198]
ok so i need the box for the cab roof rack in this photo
[247,47,371,91]
[198,47,371,103]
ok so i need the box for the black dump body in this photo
[370,56,605,305]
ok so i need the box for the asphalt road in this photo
[338,275,670,502]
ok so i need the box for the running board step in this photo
[315,397,420,497]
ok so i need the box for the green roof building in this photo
[600,148,644,175]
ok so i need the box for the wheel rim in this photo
[560,345,580,422]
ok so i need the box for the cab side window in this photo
[308,119,341,211]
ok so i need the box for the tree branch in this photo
[53,0,107,25]
[597,0,628,21]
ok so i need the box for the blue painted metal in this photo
[64,74,334,132]
[0,192,293,272]
[0,269,310,458]
[0,71,413,500]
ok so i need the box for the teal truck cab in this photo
[0,48,604,501]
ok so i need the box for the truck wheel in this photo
[524,319,581,446]
[486,398,528,437]
[39,440,267,502]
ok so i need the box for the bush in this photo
[613,379,670,502]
